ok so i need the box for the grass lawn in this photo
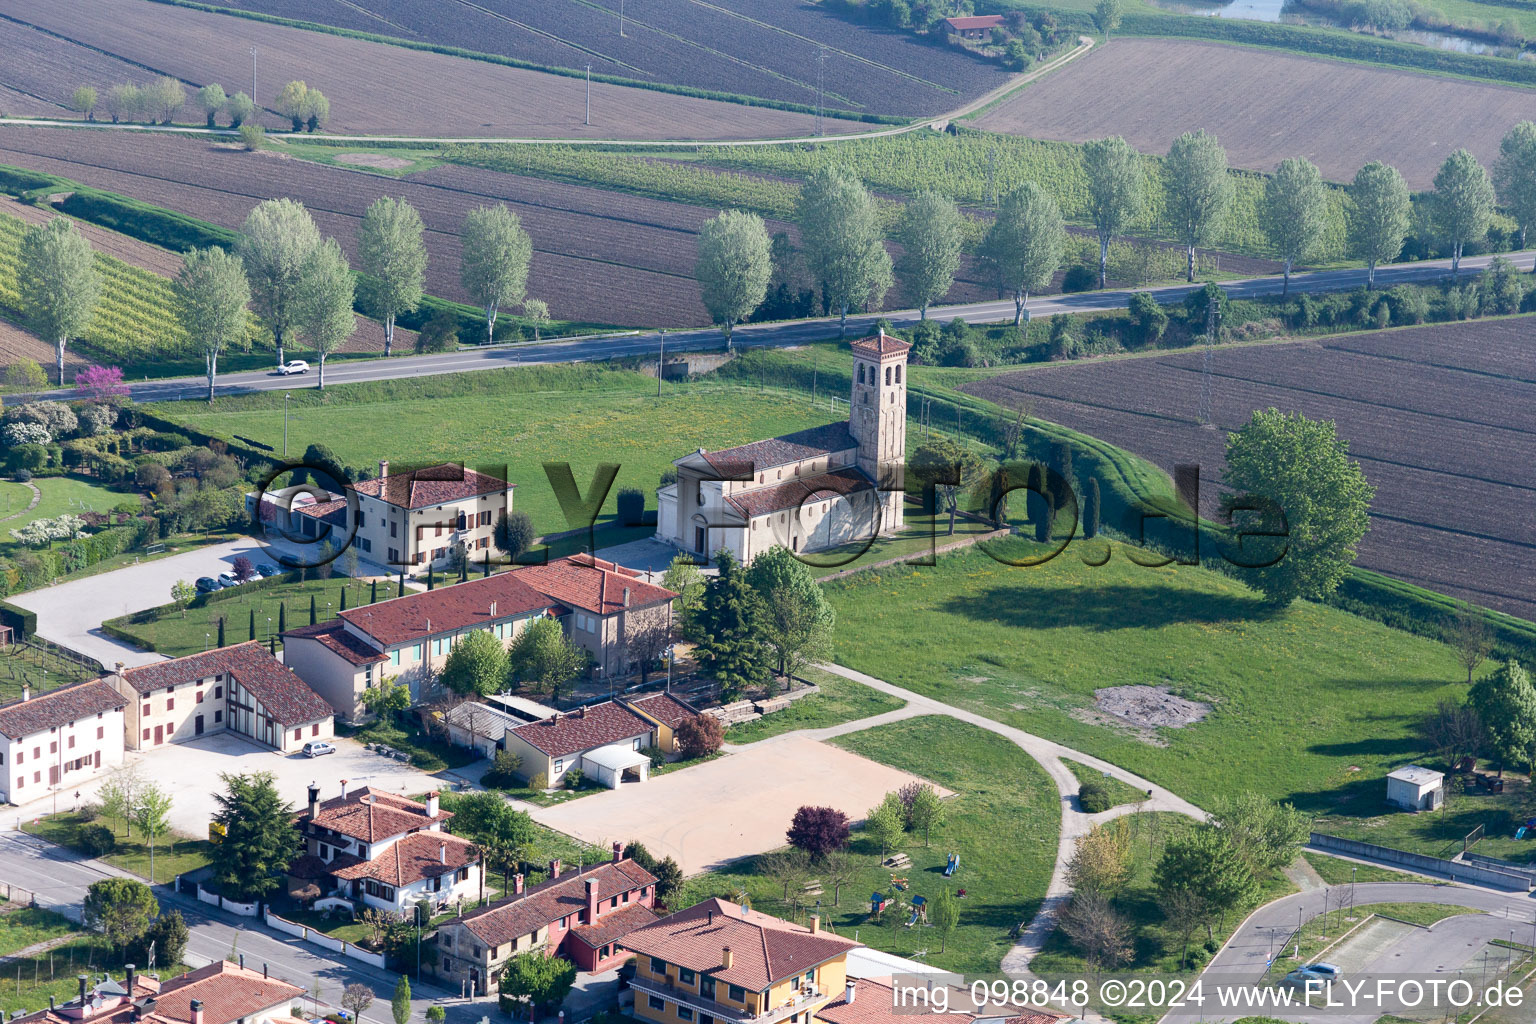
[0,937,185,1015]
[823,540,1465,815]
[339,713,479,773]
[1031,812,1295,977]
[1316,776,1536,862]
[44,531,244,589]
[22,811,212,883]
[1063,759,1149,809]
[726,667,906,744]
[1300,851,1446,886]
[0,905,76,957]
[1366,902,1480,927]
[105,576,384,658]
[0,476,129,558]
[671,715,1059,974]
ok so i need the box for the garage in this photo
[583,743,651,788]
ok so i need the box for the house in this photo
[656,332,908,565]
[281,570,564,717]
[109,644,334,754]
[281,555,676,719]
[502,700,657,788]
[12,960,303,1024]
[624,898,860,1024]
[351,461,516,570]
[943,14,1004,38]
[1386,765,1444,812]
[0,680,127,806]
[291,784,481,914]
[621,692,706,755]
[510,554,677,678]
[432,844,659,996]
[441,701,527,759]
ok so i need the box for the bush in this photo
[238,123,265,151]
[1061,264,1098,292]
[527,771,549,791]
[562,767,586,790]
[616,487,646,525]
[415,310,460,354]
[676,714,724,758]
[639,745,667,768]
[8,444,46,473]
[1077,780,1114,813]
[79,824,116,857]
[11,469,30,483]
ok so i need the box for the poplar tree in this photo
[1083,137,1145,289]
[358,197,427,358]
[19,218,100,385]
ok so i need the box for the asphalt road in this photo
[14,250,1531,408]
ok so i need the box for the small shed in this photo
[1386,764,1444,812]
[583,743,651,789]
[943,14,1005,38]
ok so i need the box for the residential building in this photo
[433,844,658,996]
[109,644,334,754]
[621,692,705,755]
[281,555,676,719]
[943,14,1004,38]
[820,980,1069,1024]
[0,680,127,806]
[350,461,515,570]
[502,700,657,788]
[656,332,908,564]
[291,784,480,915]
[624,898,860,1024]
[12,960,303,1024]
[510,554,676,677]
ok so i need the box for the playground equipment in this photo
[944,853,960,877]
[890,875,908,891]
[870,892,887,916]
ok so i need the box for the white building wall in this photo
[0,708,126,805]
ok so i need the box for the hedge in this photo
[56,190,237,252]
[0,601,36,640]
[0,515,160,597]
[195,570,304,605]
[99,621,153,652]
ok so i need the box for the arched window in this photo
[896,365,902,384]
[858,364,866,385]
[885,366,891,386]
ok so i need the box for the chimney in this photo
[238,955,244,970]
[809,914,820,935]
[48,998,55,1012]
[190,1001,204,1024]
[579,705,587,719]
[307,784,320,820]
[340,779,348,799]
[721,947,733,971]
[125,964,135,995]
[623,587,631,609]
[549,859,561,879]
[612,841,622,863]
[379,460,389,479]
[707,910,714,925]
[20,685,28,702]
[490,601,498,618]
[585,878,599,923]
[440,841,447,865]
[262,964,268,979]
[845,981,856,1005]
[514,873,525,895]
[77,975,88,1007]
[425,790,440,818]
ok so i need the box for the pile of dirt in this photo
[334,152,413,171]
[1076,684,1211,745]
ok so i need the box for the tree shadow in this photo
[935,583,1270,632]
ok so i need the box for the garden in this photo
[23,808,213,883]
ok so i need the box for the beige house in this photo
[656,332,908,564]
[503,701,657,788]
[621,692,705,755]
[349,462,516,571]
[511,555,677,678]
[111,643,334,753]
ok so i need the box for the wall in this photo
[0,707,125,805]
[281,636,368,722]
[1309,833,1532,891]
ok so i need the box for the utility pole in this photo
[657,329,665,397]
[1197,299,1215,426]
[250,47,258,107]
[988,149,998,208]
[283,391,291,456]
[585,64,592,126]
[815,46,827,138]
[620,0,626,36]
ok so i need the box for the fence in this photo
[195,884,258,916]
[262,909,389,968]
[1310,833,1533,891]
[1462,852,1536,886]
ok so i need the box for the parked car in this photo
[195,577,219,594]
[256,563,281,577]
[302,741,336,758]
[216,572,242,588]
[1284,962,1341,987]
[278,360,309,375]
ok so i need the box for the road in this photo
[12,249,1533,408]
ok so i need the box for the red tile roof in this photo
[942,14,1004,31]
[511,555,676,616]
[570,900,660,948]
[338,572,562,648]
[621,898,859,991]
[451,858,657,948]
[331,830,479,886]
[726,467,873,520]
[698,423,858,476]
[300,786,449,843]
[283,620,389,666]
[819,981,978,1024]
[508,701,654,758]
[626,692,701,732]
[150,959,304,1024]
[849,330,912,358]
[0,680,126,739]
[296,498,347,526]
[120,643,333,726]
[351,463,511,510]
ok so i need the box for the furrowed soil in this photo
[0,0,868,139]
[973,37,1536,188]
[961,318,1536,620]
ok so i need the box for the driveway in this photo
[528,735,947,874]
[10,535,314,667]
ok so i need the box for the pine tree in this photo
[309,595,317,625]
[209,771,298,902]
[691,550,771,700]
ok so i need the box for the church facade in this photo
[655,331,909,564]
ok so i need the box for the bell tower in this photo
[848,329,909,534]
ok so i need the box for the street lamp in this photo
[283,392,291,457]
[250,47,257,107]
[665,644,675,693]
[585,64,592,125]
[205,632,211,652]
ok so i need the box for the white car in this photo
[302,741,336,758]
[278,360,310,375]
[1284,962,1341,987]
[216,572,243,588]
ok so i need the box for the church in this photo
[656,330,909,564]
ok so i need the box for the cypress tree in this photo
[397,568,405,597]
[1034,502,1051,543]
[269,636,277,656]
[427,570,435,591]
[278,603,286,634]
[1084,478,1101,539]
[1026,463,1046,522]
[370,579,378,603]
[309,595,317,625]
[216,617,225,647]
[249,608,256,641]
[340,588,348,612]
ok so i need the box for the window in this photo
[31,747,38,760]
[32,772,39,784]
[895,365,902,383]
[294,728,302,741]
[678,968,696,986]
[391,521,398,538]
[142,703,150,717]
[196,690,204,703]
[479,510,492,526]
[677,1009,693,1022]
[14,776,20,789]
[858,364,866,384]
[215,686,222,698]
[96,727,103,740]
[651,958,667,975]
[142,729,150,741]
[49,741,56,754]
[167,698,174,711]
[648,997,665,1012]
[358,512,366,528]
[12,751,18,764]
[313,724,321,736]
[214,711,223,723]
[390,649,401,667]
[885,365,891,385]
[728,987,746,1003]
[553,759,564,774]
[67,736,74,749]
[610,895,619,909]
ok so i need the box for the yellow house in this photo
[623,899,859,1024]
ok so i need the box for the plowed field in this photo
[962,318,1536,619]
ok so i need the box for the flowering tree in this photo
[75,364,130,405]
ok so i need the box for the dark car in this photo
[195,577,219,594]
[256,564,281,578]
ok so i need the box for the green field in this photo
[726,667,907,744]
[823,539,1465,814]
[1317,775,1536,863]
[672,715,1058,974]
[0,905,76,957]
[0,476,127,556]
[1064,759,1151,809]
[1301,851,1446,885]
[23,811,211,883]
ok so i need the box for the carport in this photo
[583,744,650,788]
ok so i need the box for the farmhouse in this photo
[1386,764,1444,812]
[0,680,127,806]
[656,332,907,564]
[349,461,516,569]
[109,644,334,753]
[11,961,304,1024]
[502,700,658,788]
[432,845,658,995]
[943,14,1004,38]
[511,554,678,678]
[621,692,706,754]
[291,784,480,915]
[624,898,860,1024]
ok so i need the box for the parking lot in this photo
[529,736,946,874]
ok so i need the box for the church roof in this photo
[727,467,874,519]
[849,331,910,358]
[698,422,857,475]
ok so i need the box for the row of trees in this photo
[69,79,324,131]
